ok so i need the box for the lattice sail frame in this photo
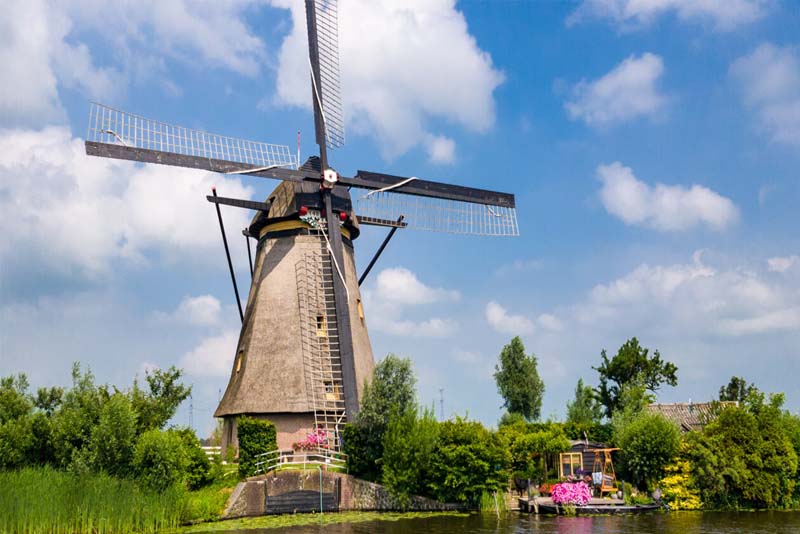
[309,0,345,149]
[353,188,519,237]
[87,102,298,170]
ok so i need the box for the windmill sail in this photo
[305,0,345,150]
[86,102,298,170]
[353,188,519,236]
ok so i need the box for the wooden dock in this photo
[519,497,660,515]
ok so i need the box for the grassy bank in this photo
[175,511,469,533]
[0,467,187,534]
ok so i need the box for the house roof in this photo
[645,401,737,432]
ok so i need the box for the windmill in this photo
[84,0,518,454]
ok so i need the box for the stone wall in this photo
[223,470,462,518]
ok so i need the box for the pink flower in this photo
[551,482,592,505]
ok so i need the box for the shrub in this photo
[237,416,277,478]
[174,427,213,490]
[686,404,797,509]
[381,408,439,507]
[342,423,382,481]
[88,394,137,477]
[614,411,680,490]
[428,417,510,506]
[133,429,188,492]
[658,450,702,510]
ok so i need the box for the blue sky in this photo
[1,0,798,435]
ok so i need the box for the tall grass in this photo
[0,467,187,534]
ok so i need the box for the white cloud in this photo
[425,135,456,165]
[0,0,267,128]
[567,0,769,31]
[596,161,739,231]
[63,0,266,76]
[271,0,504,159]
[362,267,459,338]
[565,53,667,126]
[493,259,543,277]
[768,255,799,273]
[375,317,457,338]
[0,127,254,280]
[155,295,223,327]
[731,43,800,147]
[537,313,564,332]
[485,301,534,335]
[179,330,239,378]
[574,251,800,337]
[374,267,459,305]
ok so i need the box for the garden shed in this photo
[559,440,608,479]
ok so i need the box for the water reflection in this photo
[202,511,800,534]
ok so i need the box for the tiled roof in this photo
[645,402,737,432]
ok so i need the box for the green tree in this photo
[130,366,192,434]
[174,427,213,490]
[87,393,138,477]
[508,424,570,482]
[133,429,189,492]
[594,338,677,418]
[566,378,603,426]
[428,417,510,506]
[381,407,439,507]
[686,401,797,509]
[613,411,680,490]
[344,354,417,481]
[718,376,758,403]
[494,337,545,422]
[50,364,110,468]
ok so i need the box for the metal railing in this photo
[253,447,348,475]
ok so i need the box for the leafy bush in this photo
[658,449,702,510]
[133,429,188,492]
[509,424,570,481]
[87,394,137,477]
[428,417,510,506]
[381,407,439,507]
[345,355,417,482]
[614,411,680,490]
[174,427,213,490]
[563,421,613,444]
[686,402,797,509]
[237,416,277,478]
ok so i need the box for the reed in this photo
[0,467,187,534]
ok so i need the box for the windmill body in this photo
[214,181,374,451]
[84,0,518,460]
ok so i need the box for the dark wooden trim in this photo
[357,216,408,228]
[206,195,271,212]
[323,191,359,420]
[86,141,516,208]
[353,170,516,208]
[85,141,307,183]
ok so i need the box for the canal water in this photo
[206,511,800,534]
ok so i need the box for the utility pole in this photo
[439,388,445,421]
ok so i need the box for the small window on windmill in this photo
[316,315,327,337]
[324,381,339,400]
[357,299,364,323]
[235,350,244,373]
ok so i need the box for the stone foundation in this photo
[223,470,462,518]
